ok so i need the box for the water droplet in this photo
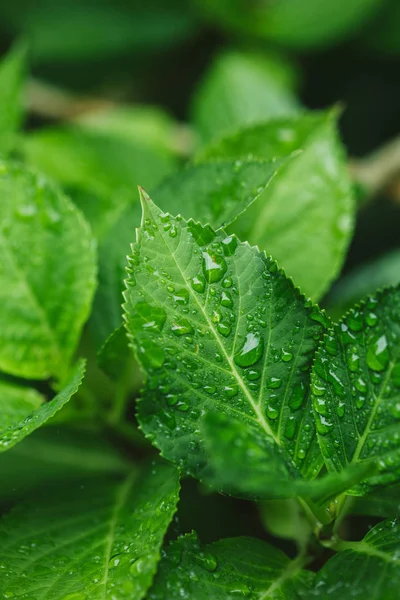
[171,319,193,336]
[284,418,297,439]
[202,250,227,283]
[347,310,364,332]
[130,556,148,576]
[230,582,251,596]
[347,350,360,372]
[289,382,306,410]
[224,385,238,398]
[366,335,390,372]
[222,276,233,288]
[310,308,329,328]
[166,394,179,406]
[234,333,264,367]
[176,401,189,412]
[281,348,293,362]
[217,322,231,337]
[246,369,261,381]
[267,376,282,389]
[204,385,216,395]
[354,377,367,393]
[298,448,306,460]
[316,414,333,435]
[336,401,345,418]
[221,290,233,308]
[173,288,189,305]
[266,405,279,419]
[191,275,206,293]
[365,312,378,327]
[221,235,237,256]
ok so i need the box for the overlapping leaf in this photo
[0,360,85,453]
[197,112,354,301]
[148,532,314,599]
[124,192,328,495]
[310,518,400,598]
[312,286,400,492]
[0,161,96,380]
[0,460,180,599]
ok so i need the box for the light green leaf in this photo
[310,518,400,598]
[0,360,85,453]
[0,162,96,380]
[148,532,314,599]
[199,0,383,49]
[327,250,400,314]
[152,158,286,229]
[0,381,44,430]
[23,125,176,345]
[0,460,180,599]
[198,112,355,301]
[191,50,299,143]
[0,42,26,154]
[0,425,130,504]
[124,192,328,490]
[312,286,400,493]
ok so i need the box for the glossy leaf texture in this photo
[124,192,328,490]
[0,425,130,504]
[23,123,176,345]
[191,50,299,143]
[152,158,286,229]
[310,518,400,598]
[0,360,85,453]
[198,0,383,49]
[0,161,96,380]
[0,42,26,153]
[148,532,314,599]
[0,460,180,599]
[311,286,400,493]
[198,112,354,301]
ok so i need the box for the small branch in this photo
[350,135,400,202]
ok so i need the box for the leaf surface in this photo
[0,460,180,599]
[310,518,400,598]
[148,532,314,599]
[312,286,400,492]
[0,161,96,380]
[198,113,354,300]
[191,50,299,142]
[0,360,85,453]
[124,192,327,490]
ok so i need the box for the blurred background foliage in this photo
[1,0,400,549]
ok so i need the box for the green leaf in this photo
[198,112,355,301]
[191,50,299,143]
[327,250,400,314]
[152,158,286,229]
[352,484,400,518]
[0,460,180,599]
[98,325,133,382]
[310,518,400,598]
[362,0,400,56]
[0,426,130,504]
[124,192,328,489]
[312,286,400,493]
[0,360,85,453]
[198,0,383,49]
[148,532,314,599]
[0,161,96,380]
[23,125,176,345]
[0,381,44,430]
[202,411,376,503]
[0,42,26,154]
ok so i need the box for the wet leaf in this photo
[312,286,400,493]
[0,460,180,599]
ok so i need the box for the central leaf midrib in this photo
[146,205,278,444]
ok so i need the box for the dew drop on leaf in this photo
[194,551,217,572]
[202,250,227,283]
[191,275,206,293]
[366,335,390,372]
[289,382,306,410]
[217,322,232,337]
[171,319,194,336]
[280,348,293,362]
[234,332,264,367]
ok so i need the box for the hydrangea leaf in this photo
[0,360,85,453]
[0,460,180,599]
[311,286,400,493]
[198,112,355,301]
[0,161,96,380]
[310,518,400,598]
[124,191,328,494]
[148,532,314,599]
